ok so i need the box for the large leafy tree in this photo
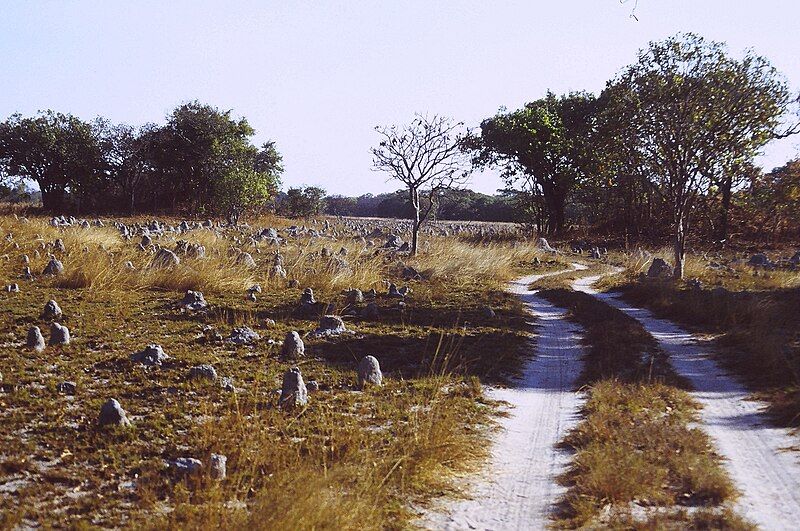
[469,92,597,234]
[371,114,470,255]
[153,102,258,211]
[0,111,102,210]
[607,33,794,278]
[95,120,160,213]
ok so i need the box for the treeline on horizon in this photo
[1,33,798,245]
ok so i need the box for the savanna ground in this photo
[1,209,799,530]
[0,210,563,529]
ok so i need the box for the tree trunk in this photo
[410,188,420,256]
[673,211,686,280]
[718,174,733,240]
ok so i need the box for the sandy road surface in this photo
[575,276,800,530]
[424,266,597,530]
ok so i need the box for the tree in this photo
[371,114,470,255]
[153,102,258,212]
[95,120,160,213]
[469,92,597,234]
[0,111,102,210]
[214,165,281,225]
[745,159,800,240]
[325,195,358,216]
[277,186,326,218]
[214,140,282,224]
[608,33,794,278]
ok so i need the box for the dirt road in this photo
[575,276,800,530]
[424,266,594,530]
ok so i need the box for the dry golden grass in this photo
[0,213,548,529]
[598,247,800,291]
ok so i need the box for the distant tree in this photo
[469,92,597,234]
[0,111,102,210]
[608,33,795,278]
[371,114,470,255]
[277,186,326,218]
[325,195,358,216]
[745,159,800,240]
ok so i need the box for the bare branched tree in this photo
[371,114,470,255]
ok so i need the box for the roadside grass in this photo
[538,287,746,529]
[600,249,800,428]
[0,214,546,528]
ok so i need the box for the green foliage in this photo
[605,33,793,276]
[469,92,597,234]
[277,186,326,218]
[0,111,102,210]
[214,165,281,224]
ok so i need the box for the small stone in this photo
[236,252,257,268]
[168,457,203,476]
[42,257,64,275]
[131,344,169,366]
[537,238,556,253]
[270,264,287,279]
[345,288,364,304]
[41,299,63,320]
[307,380,320,392]
[747,253,770,267]
[6,283,19,293]
[280,331,305,360]
[300,288,316,305]
[188,364,218,381]
[228,327,260,345]
[99,398,131,427]
[388,283,403,298]
[358,355,383,388]
[313,315,347,336]
[219,377,236,392]
[180,290,208,311]
[151,248,180,268]
[647,258,673,278]
[26,326,46,351]
[48,323,70,346]
[209,454,227,480]
[279,367,308,409]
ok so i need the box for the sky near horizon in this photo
[1,1,799,196]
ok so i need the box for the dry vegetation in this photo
[539,284,749,529]
[601,248,800,428]
[0,213,556,529]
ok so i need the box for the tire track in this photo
[423,266,590,530]
[574,275,800,530]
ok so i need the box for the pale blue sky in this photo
[2,1,798,195]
